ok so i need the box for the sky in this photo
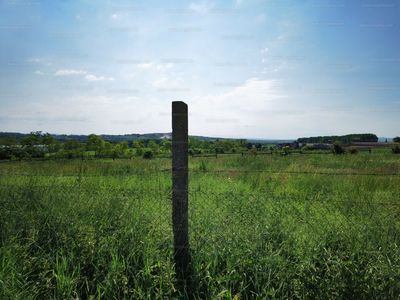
[1,0,399,139]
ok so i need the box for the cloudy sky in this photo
[1,1,399,139]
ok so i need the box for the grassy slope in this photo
[0,149,399,299]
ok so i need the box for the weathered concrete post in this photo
[172,101,189,281]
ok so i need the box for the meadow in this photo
[1,148,400,299]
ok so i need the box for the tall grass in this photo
[1,149,399,299]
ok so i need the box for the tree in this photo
[48,140,62,154]
[282,146,291,156]
[63,139,81,159]
[0,137,18,159]
[103,142,113,156]
[201,139,210,150]
[348,146,358,154]
[235,139,247,148]
[162,140,172,153]
[331,141,345,155]
[143,150,154,159]
[246,142,253,150]
[118,141,129,154]
[42,133,55,152]
[392,144,400,154]
[215,139,234,152]
[86,134,104,157]
[149,140,159,154]
[132,140,144,149]
[63,139,81,151]
[20,131,45,158]
[393,136,400,143]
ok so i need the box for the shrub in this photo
[348,146,358,155]
[282,146,291,156]
[215,147,224,154]
[302,145,315,151]
[136,147,143,156]
[248,148,257,156]
[331,141,345,155]
[143,150,154,159]
[391,144,400,154]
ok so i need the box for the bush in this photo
[331,141,345,155]
[282,146,291,156]
[143,150,154,159]
[391,144,400,154]
[136,147,143,156]
[348,146,358,155]
[215,147,224,154]
[248,148,257,156]
[302,145,315,151]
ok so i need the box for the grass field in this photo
[1,148,400,299]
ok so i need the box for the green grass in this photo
[1,148,400,299]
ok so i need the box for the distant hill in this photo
[297,133,378,144]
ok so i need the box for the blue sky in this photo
[1,0,399,139]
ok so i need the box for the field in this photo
[1,148,400,299]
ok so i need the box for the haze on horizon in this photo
[1,1,399,139]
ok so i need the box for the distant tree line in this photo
[297,133,378,144]
[0,132,273,160]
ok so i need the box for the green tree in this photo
[86,134,104,157]
[393,136,400,143]
[201,139,210,149]
[282,146,291,156]
[331,141,345,155]
[391,144,400,154]
[20,131,44,158]
[148,140,159,154]
[103,142,114,156]
[215,139,234,152]
[348,146,358,155]
[41,133,55,153]
[0,137,18,159]
[132,140,144,149]
[162,140,172,152]
[63,139,81,159]
[117,141,129,155]
[143,150,154,159]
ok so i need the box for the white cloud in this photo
[261,48,268,53]
[47,63,52,66]
[85,74,105,81]
[111,14,120,19]
[35,71,44,75]
[154,77,168,86]
[189,3,210,13]
[138,63,152,68]
[157,63,173,71]
[176,76,184,82]
[76,15,82,19]
[192,78,288,112]
[55,69,86,76]
[108,77,115,81]
[27,58,40,62]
